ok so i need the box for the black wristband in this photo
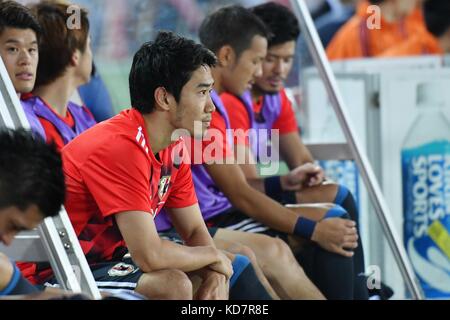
[282,190,297,205]
[264,176,283,200]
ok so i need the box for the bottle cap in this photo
[416,82,445,108]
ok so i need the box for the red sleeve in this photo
[221,93,251,146]
[79,137,152,217]
[165,152,198,208]
[272,89,299,134]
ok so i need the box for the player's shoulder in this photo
[221,92,245,107]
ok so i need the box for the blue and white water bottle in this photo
[402,81,450,298]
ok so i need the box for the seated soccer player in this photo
[21,1,96,151]
[0,0,45,137]
[0,129,65,298]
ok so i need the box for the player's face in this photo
[173,65,215,138]
[0,27,38,94]
[222,34,267,96]
[254,40,295,94]
[0,205,43,246]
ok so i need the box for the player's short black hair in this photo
[0,0,41,39]
[0,128,65,218]
[199,5,271,58]
[129,31,216,114]
[251,2,300,47]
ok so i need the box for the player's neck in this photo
[142,112,174,154]
[211,67,224,95]
[251,87,264,103]
[33,75,77,117]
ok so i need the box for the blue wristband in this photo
[294,217,317,239]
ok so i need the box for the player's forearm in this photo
[283,148,313,170]
[182,225,215,248]
[279,134,314,169]
[132,240,220,274]
[246,177,265,193]
[229,184,298,234]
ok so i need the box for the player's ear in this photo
[154,87,172,111]
[70,50,81,67]
[216,45,235,68]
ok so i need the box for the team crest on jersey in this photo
[158,175,171,200]
[107,262,137,277]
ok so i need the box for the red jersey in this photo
[22,108,197,283]
[221,89,298,147]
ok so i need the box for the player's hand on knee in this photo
[195,271,229,300]
[311,218,357,257]
[209,250,233,280]
[283,163,325,190]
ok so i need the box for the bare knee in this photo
[0,252,10,269]
[320,181,340,199]
[299,182,339,203]
[136,269,192,300]
[0,253,14,289]
[163,269,192,299]
[262,237,294,267]
[229,243,258,266]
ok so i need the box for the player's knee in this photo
[262,237,292,266]
[137,269,192,300]
[155,269,192,300]
[0,253,14,289]
[0,253,10,270]
[166,269,192,299]
[232,244,258,265]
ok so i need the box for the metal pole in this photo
[289,0,424,299]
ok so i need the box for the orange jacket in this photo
[326,1,426,60]
[380,30,444,57]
